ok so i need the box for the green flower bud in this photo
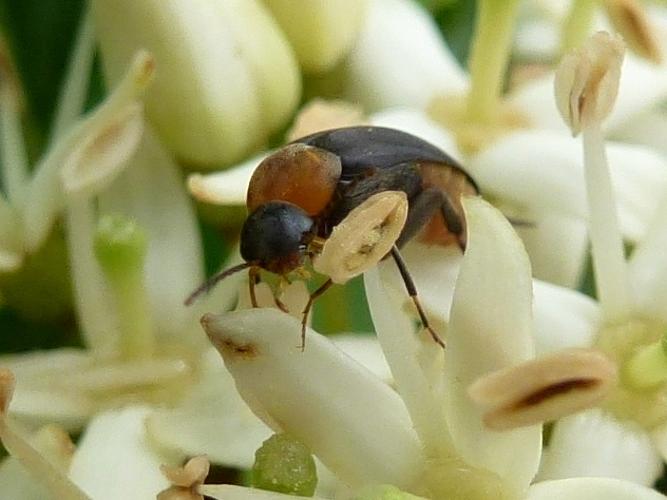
[251,433,317,496]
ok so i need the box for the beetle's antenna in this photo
[185,262,252,306]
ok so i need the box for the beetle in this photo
[186,126,479,348]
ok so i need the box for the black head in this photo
[240,201,314,274]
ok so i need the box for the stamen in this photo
[158,455,209,500]
[555,32,631,324]
[313,191,408,284]
[604,0,662,63]
[469,349,617,430]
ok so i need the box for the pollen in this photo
[314,191,408,284]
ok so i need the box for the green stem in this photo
[624,340,667,389]
[560,0,599,55]
[465,0,521,124]
[50,6,96,141]
[95,214,155,359]
[582,122,630,324]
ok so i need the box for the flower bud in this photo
[92,0,301,169]
[264,0,368,74]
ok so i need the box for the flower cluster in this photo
[2,1,667,499]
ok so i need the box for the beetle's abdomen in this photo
[247,144,342,216]
[418,162,479,246]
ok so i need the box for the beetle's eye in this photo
[246,144,341,216]
[313,191,408,284]
[241,201,314,273]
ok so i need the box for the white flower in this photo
[198,197,655,499]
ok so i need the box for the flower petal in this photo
[202,308,423,490]
[526,477,666,500]
[146,348,272,469]
[532,280,600,355]
[629,194,667,323]
[198,484,325,500]
[0,197,23,272]
[60,102,144,198]
[443,197,541,491]
[0,370,89,500]
[343,0,466,111]
[0,349,95,430]
[376,242,461,328]
[469,130,667,242]
[329,334,391,383]
[188,152,267,206]
[23,51,153,252]
[514,213,588,288]
[64,196,119,355]
[69,406,175,500]
[370,108,462,159]
[365,266,454,458]
[0,423,78,500]
[538,409,662,486]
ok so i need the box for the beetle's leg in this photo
[438,192,466,251]
[300,278,333,351]
[248,266,260,308]
[390,245,445,348]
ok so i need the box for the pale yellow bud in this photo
[92,0,301,169]
[264,0,368,74]
[554,31,625,136]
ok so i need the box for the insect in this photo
[186,126,479,348]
